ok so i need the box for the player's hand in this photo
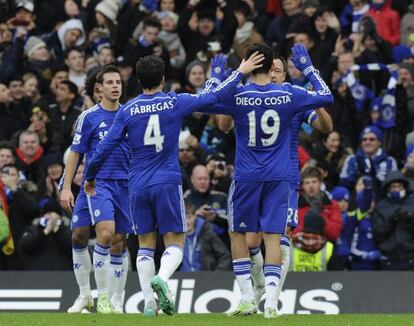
[367,250,381,261]
[60,188,75,212]
[290,44,314,75]
[237,51,264,75]
[210,54,232,82]
[84,180,96,196]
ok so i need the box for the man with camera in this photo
[371,170,414,270]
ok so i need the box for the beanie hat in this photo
[92,37,111,57]
[392,45,413,63]
[197,9,215,21]
[331,186,350,201]
[185,60,205,79]
[24,36,46,58]
[398,62,414,78]
[159,11,178,26]
[302,211,325,234]
[95,0,120,24]
[360,125,383,143]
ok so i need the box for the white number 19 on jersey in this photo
[247,109,280,147]
[144,114,164,152]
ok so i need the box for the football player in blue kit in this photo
[203,43,334,318]
[83,53,264,316]
[60,66,131,314]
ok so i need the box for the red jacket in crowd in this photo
[294,192,343,242]
[366,0,400,45]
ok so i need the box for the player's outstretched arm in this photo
[84,109,127,191]
[312,108,333,133]
[59,151,80,211]
[289,44,334,112]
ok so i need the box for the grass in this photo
[1,313,414,326]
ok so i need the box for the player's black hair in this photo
[245,43,274,75]
[142,16,162,30]
[136,55,165,89]
[273,52,287,73]
[96,65,121,84]
[84,67,102,100]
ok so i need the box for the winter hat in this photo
[159,11,178,26]
[398,63,414,78]
[57,19,86,50]
[24,36,46,58]
[95,0,120,24]
[16,1,34,13]
[302,211,325,234]
[405,144,414,161]
[197,9,215,21]
[360,125,383,143]
[185,60,205,79]
[392,45,413,63]
[92,37,111,56]
[331,186,350,201]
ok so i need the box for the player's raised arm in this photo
[288,44,334,113]
[177,52,264,115]
[84,109,127,190]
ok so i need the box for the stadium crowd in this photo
[0,0,414,272]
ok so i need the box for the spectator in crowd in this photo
[313,130,353,189]
[45,18,86,64]
[19,201,71,270]
[232,1,264,62]
[27,106,58,156]
[184,165,229,248]
[95,43,115,67]
[48,80,80,152]
[205,153,232,193]
[372,171,414,270]
[24,36,52,82]
[294,167,342,243]
[0,83,26,141]
[7,75,32,127]
[349,176,381,270]
[64,47,87,91]
[291,211,334,271]
[200,115,235,159]
[402,144,414,191]
[43,66,69,106]
[38,154,63,206]
[22,72,41,106]
[339,0,370,37]
[312,7,340,56]
[180,203,231,272]
[94,0,121,44]
[0,143,15,170]
[365,0,400,46]
[400,4,414,46]
[397,63,414,123]
[0,163,38,270]
[340,125,397,194]
[14,130,46,185]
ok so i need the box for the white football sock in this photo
[233,258,254,303]
[158,245,183,282]
[264,264,281,310]
[276,237,291,302]
[249,246,265,288]
[72,245,91,297]
[93,243,110,296]
[137,248,156,308]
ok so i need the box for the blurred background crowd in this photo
[0,0,414,272]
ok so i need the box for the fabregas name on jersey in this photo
[130,100,174,115]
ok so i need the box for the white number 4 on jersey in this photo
[144,114,164,152]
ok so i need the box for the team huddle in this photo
[59,42,333,318]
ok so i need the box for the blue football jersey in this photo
[85,71,243,189]
[206,77,333,181]
[289,110,317,185]
[71,104,130,180]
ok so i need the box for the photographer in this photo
[19,201,72,270]
[371,171,414,270]
[206,153,232,193]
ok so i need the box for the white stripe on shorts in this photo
[178,185,188,232]
[86,194,95,225]
[227,180,235,232]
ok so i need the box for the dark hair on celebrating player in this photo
[273,52,287,73]
[136,55,165,89]
[96,65,121,84]
[84,67,101,100]
[301,166,323,182]
[60,80,78,97]
[143,16,162,30]
[245,43,274,75]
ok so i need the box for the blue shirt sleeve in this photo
[85,108,127,181]
[177,71,242,116]
[71,113,93,154]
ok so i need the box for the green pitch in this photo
[1,313,414,326]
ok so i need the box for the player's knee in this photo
[72,228,89,247]
[110,234,126,254]
[98,229,114,245]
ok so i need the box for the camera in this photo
[216,161,226,171]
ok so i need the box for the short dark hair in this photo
[0,141,14,153]
[245,43,274,75]
[234,1,252,18]
[60,80,78,97]
[136,56,165,89]
[7,75,23,85]
[51,65,69,76]
[143,16,162,30]
[64,46,84,60]
[84,67,101,100]
[185,202,196,216]
[96,65,121,84]
[273,52,287,73]
[1,163,19,173]
[301,166,323,182]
